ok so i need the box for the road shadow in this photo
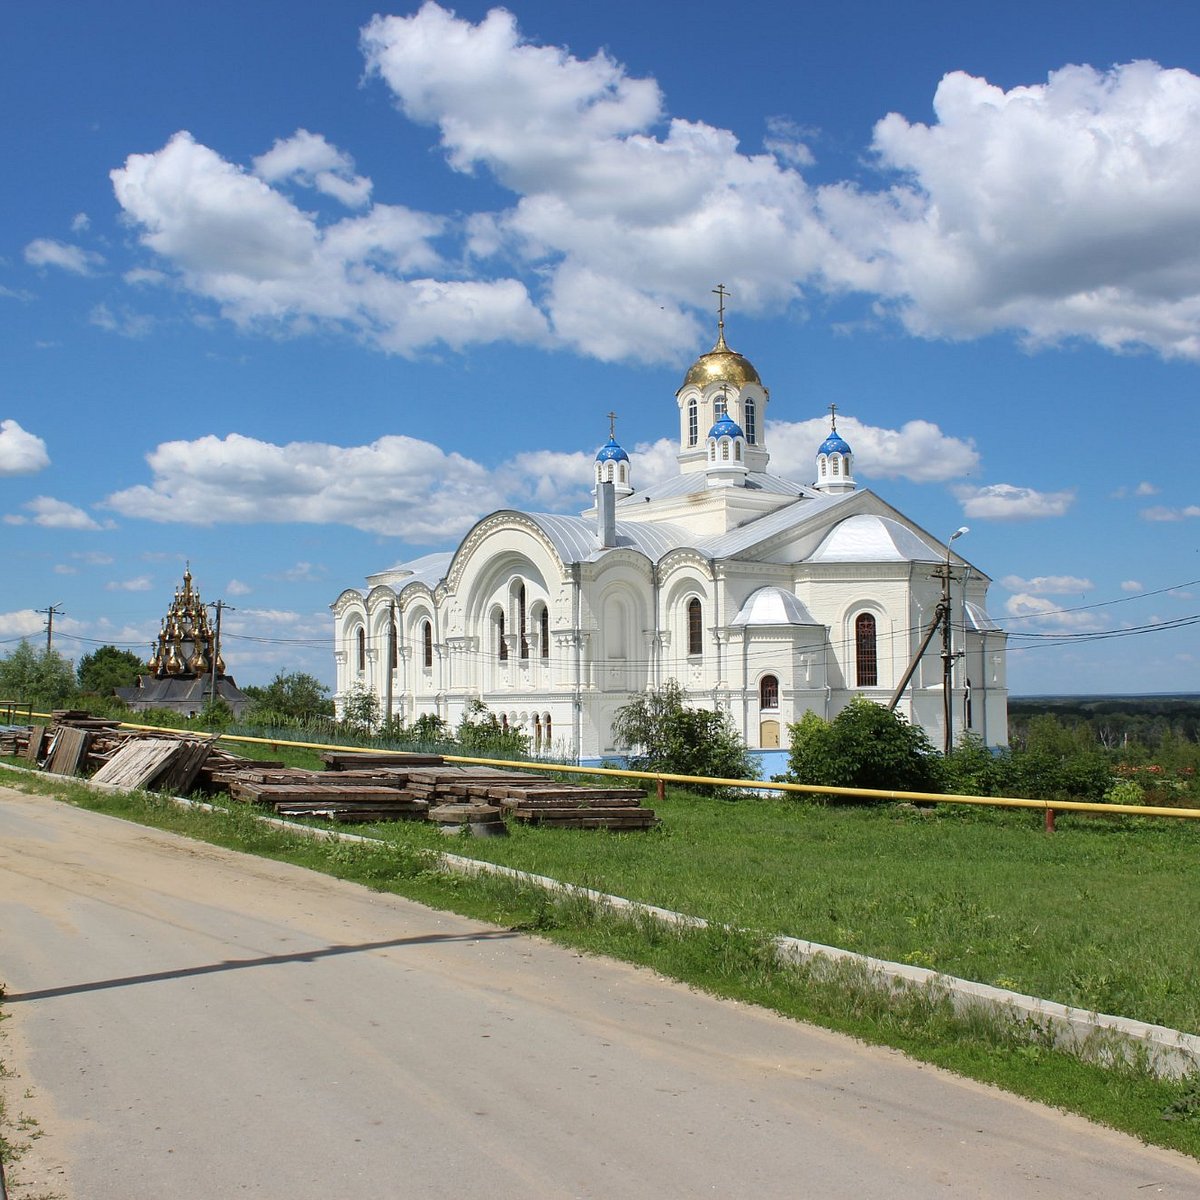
[3,929,520,1003]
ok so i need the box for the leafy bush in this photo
[786,697,944,799]
[610,680,757,791]
[77,644,145,694]
[0,640,79,709]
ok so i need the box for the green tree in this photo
[0,640,79,709]
[455,698,529,758]
[244,671,333,722]
[77,644,145,694]
[339,684,380,734]
[610,680,757,791]
[786,696,944,798]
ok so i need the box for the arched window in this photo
[687,597,703,656]
[540,606,550,659]
[744,397,756,444]
[820,458,827,477]
[855,613,878,687]
[517,584,529,659]
[760,674,779,709]
[496,609,508,661]
[721,440,730,461]
[734,442,742,461]
[714,391,727,419]
[533,714,542,751]
[356,627,366,672]
[619,463,627,484]
[544,712,552,744]
[688,398,698,446]
[422,620,433,669]
[389,618,398,669]
[831,457,840,475]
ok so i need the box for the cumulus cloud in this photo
[111,129,548,357]
[0,610,47,637]
[5,496,108,530]
[105,576,153,591]
[253,128,373,208]
[1004,593,1104,630]
[1140,504,1200,521]
[102,8,1200,363]
[1001,574,1093,595]
[24,238,104,275]
[226,579,253,596]
[103,432,508,541]
[953,482,1075,520]
[1121,580,1143,592]
[768,416,978,483]
[0,420,50,475]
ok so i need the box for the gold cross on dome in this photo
[712,283,731,335]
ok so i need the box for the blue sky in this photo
[3,0,1199,695]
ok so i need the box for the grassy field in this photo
[4,758,1200,1160]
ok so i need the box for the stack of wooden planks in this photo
[397,765,657,830]
[14,719,657,831]
[223,766,429,822]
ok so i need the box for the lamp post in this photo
[941,527,969,754]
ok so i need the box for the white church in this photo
[332,302,1007,774]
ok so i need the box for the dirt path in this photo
[3,786,1199,1198]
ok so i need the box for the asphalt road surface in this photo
[2,786,1199,1198]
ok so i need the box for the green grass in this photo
[4,763,1200,1159]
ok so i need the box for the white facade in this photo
[332,328,1008,768]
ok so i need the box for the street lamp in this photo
[942,527,969,754]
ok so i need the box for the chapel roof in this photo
[731,586,819,627]
[808,513,941,563]
[680,328,762,391]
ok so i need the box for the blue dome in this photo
[819,430,852,456]
[708,413,745,439]
[595,436,629,464]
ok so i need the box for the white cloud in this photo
[103,432,507,541]
[768,416,978,483]
[111,130,548,357]
[953,483,1075,520]
[1121,579,1143,592]
[253,128,373,209]
[1004,593,1104,630]
[1001,575,1093,595]
[105,576,153,592]
[104,10,1200,364]
[54,564,78,575]
[24,238,104,275]
[71,213,90,233]
[1140,504,1200,521]
[5,496,107,530]
[74,551,114,566]
[1135,481,1159,496]
[0,610,46,637]
[226,579,253,596]
[0,420,50,475]
[89,303,155,338]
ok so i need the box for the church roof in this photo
[620,469,810,506]
[595,436,629,463]
[731,587,818,627]
[368,551,454,591]
[708,413,745,439]
[526,512,695,563]
[680,329,762,390]
[964,601,1002,632]
[808,514,941,563]
[819,429,852,456]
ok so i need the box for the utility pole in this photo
[940,527,969,755]
[207,599,233,706]
[36,603,64,654]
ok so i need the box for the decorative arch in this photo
[759,674,779,709]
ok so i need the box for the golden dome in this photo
[680,330,761,391]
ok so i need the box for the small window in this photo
[540,607,550,659]
[734,442,742,461]
[855,613,878,687]
[721,440,730,461]
[497,610,508,661]
[687,598,703,656]
[545,712,552,743]
[389,619,398,669]
[518,584,529,659]
[688,399,698,446]
[820,458,827,477]
[744,397,757,444]
[356,627,366,672]
[422,620,433,669]
[760,674,779,709]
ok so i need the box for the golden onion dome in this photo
[680,329,761,391]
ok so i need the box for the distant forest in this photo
[1009,695,1200,749]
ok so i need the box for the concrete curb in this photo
[9,765,1200,1080]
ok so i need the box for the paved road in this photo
[2,787,1199,1198]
